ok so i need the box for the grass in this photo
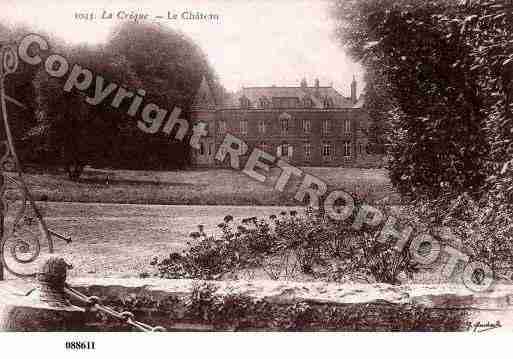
[0,166,397,279]
[15,166,396,206]
[3,202,299,279]
[3,201,447,284]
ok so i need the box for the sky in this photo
[0,0,363,96]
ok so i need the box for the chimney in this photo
[351,75,357,104]
[315,78,320,88]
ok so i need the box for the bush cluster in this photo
[153,196,513,285]
[152,206,421,284]
[409,193,513,280]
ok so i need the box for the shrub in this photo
[152,206,421,284]
[333,0,491,201]
[408,193,513,280]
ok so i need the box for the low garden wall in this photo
[2,277,511,331]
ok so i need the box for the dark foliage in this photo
[3,21,225,178]
[331,0,498,200]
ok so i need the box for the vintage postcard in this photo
[0,0,510,357]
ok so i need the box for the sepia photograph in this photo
[0,0,511,356]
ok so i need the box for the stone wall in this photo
[2,278,511,331]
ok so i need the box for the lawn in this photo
[0,166,397,279]
[15,166,396,206]
[2,201,445,284]
[2,202,300,279]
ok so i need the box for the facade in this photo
[190,77,380,167]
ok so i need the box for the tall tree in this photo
[30,44,142,179]
[361,68,395,154]
[106,23,226,169]
[462,1,513,205]
[0,25,44,164]
[332,0,490,200]
[28,22,226,176]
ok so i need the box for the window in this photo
[258,120,266,134]
[279,113,292,135]
[277,143,293,158]
[358,143,363,155]
[322,120,330,136]
[199,142,205,156]
[259,97,270,108]
[281,118,289,134]
[304,142,311,160]
[218,120,226,134]
[240,119,248,135]
[322,142,332,158]
[302,119,311,134]
[343,141,351,158]
[343,119,351,134]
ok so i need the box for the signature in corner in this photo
[465,320,502,333]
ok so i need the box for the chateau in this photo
[190,77,380,167]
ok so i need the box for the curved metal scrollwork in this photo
[0,42,68,278]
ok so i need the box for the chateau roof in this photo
[223,86,360,109]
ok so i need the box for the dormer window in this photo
[323,96,333,108]
[240,96,251,108]
[303,96,313,108]
[259,97,270,108]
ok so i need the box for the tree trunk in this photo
[66,160,84,181]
